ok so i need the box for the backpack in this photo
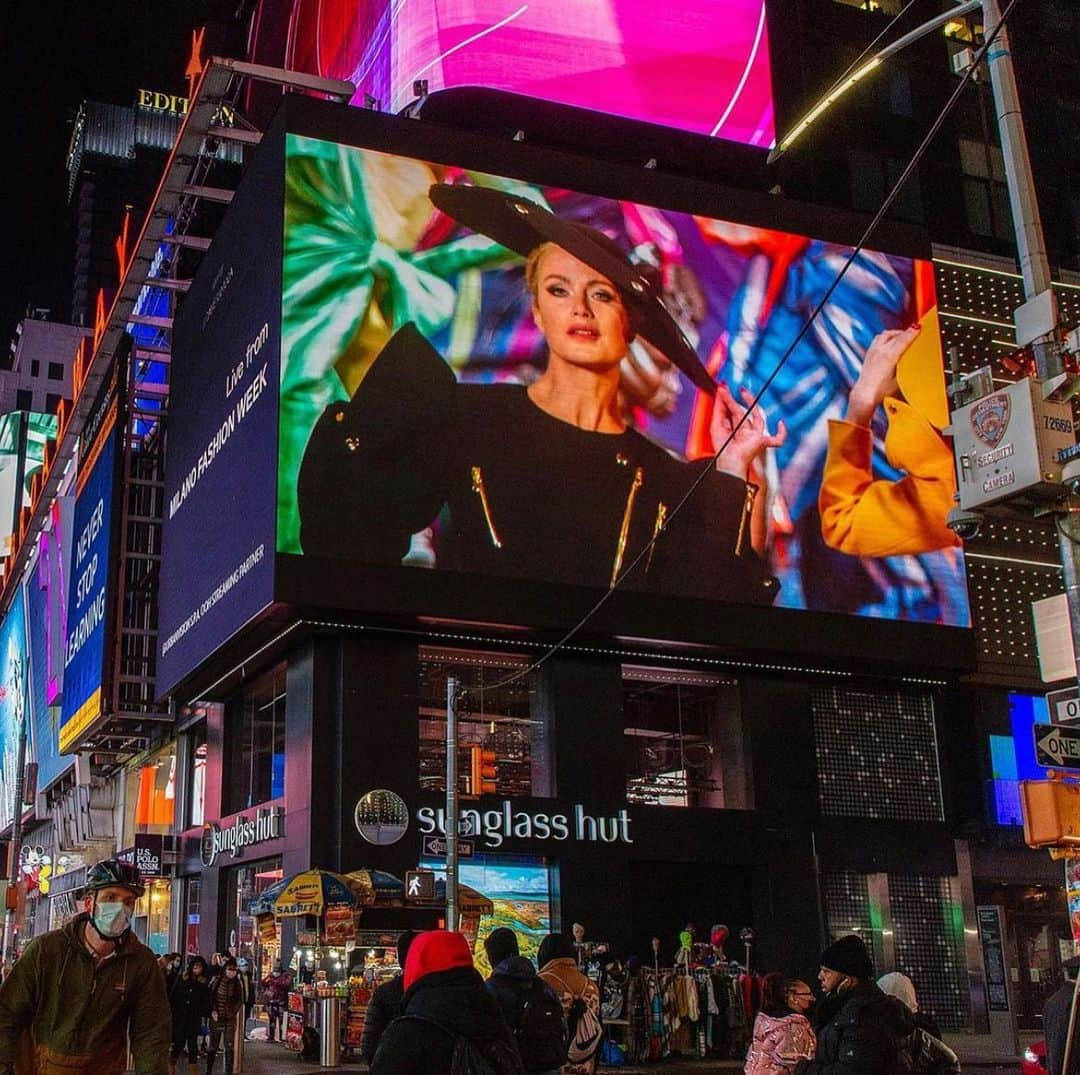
[515,978,569,1073]
[566,996,603,1065]
[405,1015,526,1075]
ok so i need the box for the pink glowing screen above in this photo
[284,0,775,147]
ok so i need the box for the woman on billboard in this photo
[297,183,785,604]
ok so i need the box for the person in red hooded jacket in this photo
[371,931,524,1075]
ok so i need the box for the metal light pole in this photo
[445,677,459,933]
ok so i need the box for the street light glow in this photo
[769,58,881,162]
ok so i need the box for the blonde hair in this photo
[524,241,558,299]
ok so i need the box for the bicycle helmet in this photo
[84,858,146,898]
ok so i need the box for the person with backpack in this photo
[484,929,567,1073]
[794,935,914,1075]
[877,973,959,1075]
[537,934,603,1074]
[360,931,417,1064]
[205,958,244,1075]
[371,930,525,1075]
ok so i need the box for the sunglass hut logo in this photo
[417,801,632,848]
[201,807,285,866]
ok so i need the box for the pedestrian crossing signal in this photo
[1020,779,1080,848]
[470,747,497,797]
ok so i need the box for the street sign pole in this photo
[445,676,459,933]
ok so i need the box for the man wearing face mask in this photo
[0,858,170,1075]
[794,935,913,1075]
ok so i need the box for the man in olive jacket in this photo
[795,934,913,1075]
[0,859,170,1075]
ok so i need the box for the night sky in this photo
[1,2,241,350]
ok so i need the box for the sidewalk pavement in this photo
[231,1037,1023,1075]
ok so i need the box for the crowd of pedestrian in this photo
[0,859,1022,1075]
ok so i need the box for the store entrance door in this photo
[1015,917,1071,1031]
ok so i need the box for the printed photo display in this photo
[279,135,969,626]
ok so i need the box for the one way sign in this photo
[1034,723,1080,769]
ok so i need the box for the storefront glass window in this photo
[418,648,550,797]
[133,877,171,955]
[184,877,201,956]
[187,723,208,828]
[131,746,176,833]
[222,857,284,978]
[223,664,286,815]
[622,667,751,809]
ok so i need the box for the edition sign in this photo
[201,806,285,866]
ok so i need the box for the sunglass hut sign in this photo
[201,807,285,867]
[418,802,632,848]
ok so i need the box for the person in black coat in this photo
[795,935,913,1075]
[297,184,783,608]
[1044,956,1080,1075]
[170,956,210,1072]
[359,931,417,1064]
[371,930,524,1075]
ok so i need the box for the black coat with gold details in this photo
[298,323,777,606]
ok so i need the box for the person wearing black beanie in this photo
[793,935,914,1075]
[359,931,418,1065]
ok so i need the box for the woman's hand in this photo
[847,324,920,426]
[711,384,787,479]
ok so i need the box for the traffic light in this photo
[470,747,498,797]
[1020,779,1080,848]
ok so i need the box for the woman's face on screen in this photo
[531,246,631,374]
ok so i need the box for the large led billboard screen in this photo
[281,0,775,148]
[156,126,283,696]
[157,100,970,697]
[0,588,28,831]
[26,498,76,793]
[59,423,118,754]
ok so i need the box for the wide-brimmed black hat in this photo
[428,182,716,395]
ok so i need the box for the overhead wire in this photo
[481,0,1022,694]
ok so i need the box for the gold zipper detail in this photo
[645,501,668,574]
[471,466,502,548]
[610,467,644,588]
[735,482,758,557]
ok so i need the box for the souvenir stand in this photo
[607,924,763,1064]
[337,872,494,1056]
[250,868,369,1057]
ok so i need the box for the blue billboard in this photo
[0,588,28,830]
[59,426,117,754]
[25,501,76,791]
[155,122,283,696]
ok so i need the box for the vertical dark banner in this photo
[156,119,285,697]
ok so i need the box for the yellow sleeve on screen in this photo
[819,399,960,557]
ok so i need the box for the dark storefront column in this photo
[336,636,422,880]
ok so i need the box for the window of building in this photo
[187,722,208,828]
[130,746,176,833]
[622,667,751,809]
[959,138,1012,241]
[15,390,32,411]
[30,361,40,378]
[222,664,286,815]
[183,876,201,956]
[133,877,171,955]
[418,647,550,797]
[47,362,64,381]
[848,150,924,224]
[45,393,62,414]
[222,857,283,978]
